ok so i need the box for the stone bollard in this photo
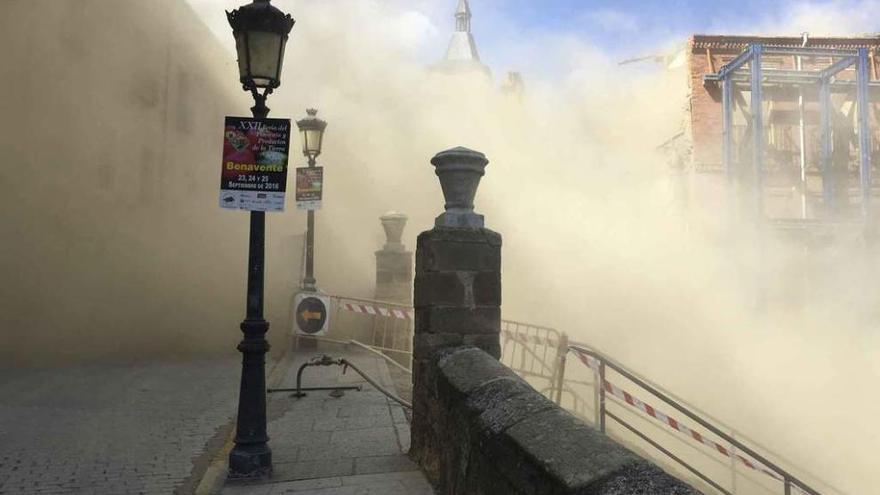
[410,147,502,483]
[374,212,413,304]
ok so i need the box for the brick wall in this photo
[686,35,880,172]
[688,45,723,170]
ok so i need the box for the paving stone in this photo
[271,457,355,482]
[270,477,343,493]
[353,455,419,475]
[219,347,430,495]
[389,406,408,425]
[336,404,392,419]
[0,357,241,495]
[311,414,392,432]
[340,471,430,486]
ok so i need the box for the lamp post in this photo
[296,109,327,292]
[226,0,294,479]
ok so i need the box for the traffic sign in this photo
[293,293,330,336]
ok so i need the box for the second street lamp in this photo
[296,108,327,292]
[226,0,294,479]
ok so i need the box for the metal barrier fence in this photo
[563,344,845,495]
[294,294,414,369]
[292,296,844,495]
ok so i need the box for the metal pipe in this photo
[820,77,833,211]
[349,339,412,374]
[598,361,606,433]
[290,354,412,409]
[342,358,412,409]
[553,333,569,405]
[763,47,859,57]
[722,77,733,185]
[751,44,765,221]
[798,33,809,220]
[712,74,880,88]
[291,355,357,398]
[857,48,872,220]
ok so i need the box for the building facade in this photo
[682,34,880,220]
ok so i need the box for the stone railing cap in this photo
[431,146,488,166]
[381,211,409,220]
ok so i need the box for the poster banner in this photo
[295,166,324,210]
[219,117,291,212]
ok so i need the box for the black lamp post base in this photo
[228,444,272,480]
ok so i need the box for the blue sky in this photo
[191,0,877,79]
[455,0,877,68]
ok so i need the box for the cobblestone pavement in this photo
[0,356,243,495]
[221,345,433,495]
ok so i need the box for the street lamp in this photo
[226,0,294,479]
[296,109,327,291]
[228,0,295,117]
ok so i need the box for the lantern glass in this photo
[235,32,249,83]
[227,0,295,90]
[301,128,324,157]
[247,31,284,87]
[297,109,327,160]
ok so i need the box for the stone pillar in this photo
[374,212,413,304]
[410,147,502,482]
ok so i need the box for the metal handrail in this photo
[349,339,411,374]
[568,340,733,435]
[570,344,821,495]
[607,410,732,495]
[569,337,841,488]
[307,294,841,495]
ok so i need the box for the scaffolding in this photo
[704,44,877,224]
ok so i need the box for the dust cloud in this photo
[0,0,299,363]
[0,0,875,493]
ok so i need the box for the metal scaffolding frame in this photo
[704,44,875,220]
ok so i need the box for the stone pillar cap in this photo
[430,146,488,168]
[381,211,409,220]
[430,146,489,229]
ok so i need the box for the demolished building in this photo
[677,34,880,223]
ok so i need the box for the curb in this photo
[193,342,295,495]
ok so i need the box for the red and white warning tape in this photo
[340,301,414,320]
[569,347,797,490]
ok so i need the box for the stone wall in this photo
[410,147,700,494]
[418,346,701,495]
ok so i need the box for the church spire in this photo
[433,0,491,78]
[455,0,471,32]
